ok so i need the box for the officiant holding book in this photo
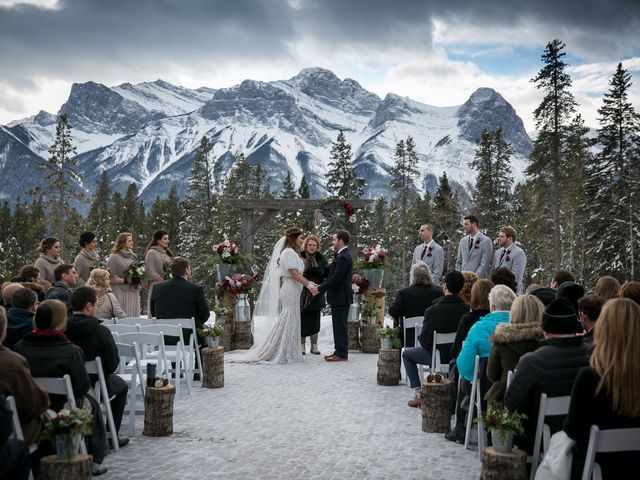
[299,235,329,355]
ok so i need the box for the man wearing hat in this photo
[504,298,589,454]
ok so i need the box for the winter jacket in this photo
[74,249,100,286]
[65,313,120,375]
[389,283,444,347]
[33,254,64,290]
[14,331,90,412]
[300,250,330,311]
[4,307,35,350]
[450,309,490,359]
[484,321,543,404]
[457,310,510,381]
[44,281,73,309]
[418,294,469,364]
[504,336,589,454]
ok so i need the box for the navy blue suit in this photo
[318,248,353,358]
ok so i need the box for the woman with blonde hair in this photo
[594,275,621,301]
[459,271,478,304]
[87,269,126,320]
[563,298,640,479]
[299,234,329,354]
[485,294,544,403]
[105,232,140,317]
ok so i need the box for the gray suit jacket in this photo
[411,241,444,285]
[455,232,494,279]
[493,244,527,294]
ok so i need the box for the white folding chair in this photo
[115,316,156,326]
[6,396,36,480]
[506,370,514,390]
[401,316,424,381]
[105,323,139,335]
[138,323,192,399]
[432,331,456,376]
[581,425,640,480]
[157,317,203,382]
[116,331,170,379]
[85,357,119,452]
[115,342,145,436]
[464,355,487,455]
[529,393,571,479]
[33,375,87,455]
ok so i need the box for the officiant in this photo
[299,235,329,355]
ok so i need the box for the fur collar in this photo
[491,321,543,345]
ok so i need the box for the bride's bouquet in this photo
[362,245,387,269]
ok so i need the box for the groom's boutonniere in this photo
[426,246,433,257]
[474,239,480,249]
[505,250,511,262]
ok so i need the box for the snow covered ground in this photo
[99,316,481,479]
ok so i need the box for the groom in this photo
[312,229,353,362]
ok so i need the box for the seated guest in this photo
[86,269,126,320]
[594,275,621,301]
[65,287,129,448]
[43,264,78,309]
[5,288,38,350]
[457,284,517,382]
[504,298,589,454]
[556,281,585,332]
[0,306,50,447]
[563,298,640,480]
[459,271,478,304]
[150,257,209,346]
[619,281,640,305]
[550,270,575,289]
[389,262,443,348]
[1,282,24,309]
[490,267,517,293]
[577,294,605,348]
[485,294,544,404]
[13,265,46,302]
[404,271,468,407]
[530,270,576,307]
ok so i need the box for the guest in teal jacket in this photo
[457,285,516,381]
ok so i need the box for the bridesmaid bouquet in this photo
[123,261,146,289]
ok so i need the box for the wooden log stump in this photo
[202,346,224,388]
[347,322,360,351]
[143,384,175,437]
[360,324,380,353]
[39,454,92,479]
[220,322,235,352]
[234,321,253,349]
[480,447,527,480]
[377,349,401,386]
[362,288,386,325]
[420,379,453,433]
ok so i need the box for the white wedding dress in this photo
[229,242,304,364]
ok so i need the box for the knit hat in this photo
[556,281,585,316]
[542,298,579,334]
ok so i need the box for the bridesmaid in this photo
[299,234,329,355]
[33,237,64,291]
[74,231,100,286]
[106,232,141,317]
[144,230,174,315]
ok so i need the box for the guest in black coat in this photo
[65,287,129,447]
[150,257,210,346]
[5,288,37,350]
[389,262,443,348]
[299,235,329,355]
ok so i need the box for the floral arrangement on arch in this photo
[122,261,146,289]
[222,273,256,295]
[341,202,357,224]
[352,273,369,294]
[362,245,387,269]
[213,240,242,264]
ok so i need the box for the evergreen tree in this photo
[326,130,365,198]
[86,170,112,245]
[432,172,461,272]
[527,39,577,270]
[470,129,514,235]
[0,202,11,246]
[296,175,315,232]
[112,184,147,257]
[279,170,299,228]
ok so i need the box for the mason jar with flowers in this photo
[198,324,225,349]
[361,245,387,288]
[43,407,93,460]
[213,240,243,283]
[222,273,257,322]
[475,403,527,453]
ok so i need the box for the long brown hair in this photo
[460,271,478,304]
[590,298,640,416]
[111,232,132,254]
[146,229,175,258]
[594,275,621,301]
[470,279,493,311]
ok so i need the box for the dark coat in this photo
[14,332,90,412]
[450,309,490,359]
[504,336,589,453]
[44,281,72,308]
[318,248,353,306]
[564,367,640,480]
[150,276,209,329]
[300,250,329,311]
[65,314,120,375]
[485,322,543,404]
[418,294,469,364]
[5,307,34,350]
[388,284,444,322]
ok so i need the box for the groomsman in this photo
[455,215,493,279]
[493,226,527,294]
[411,224,444,285]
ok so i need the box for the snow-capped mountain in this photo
[0,67,532,208]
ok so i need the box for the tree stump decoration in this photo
[360,324,380,353]
[377,349,401,386]
[234,321,253,349]
[202,346,224,388]
[480,447,527,480]
[143,384,175,437]
[420,379,452,433]
[216,289,236,352]
[347,322,360,351]
[220,322,235,352]
[39,454,92,479]
[362,288,386,324]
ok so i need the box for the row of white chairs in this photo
[401,315,455,381]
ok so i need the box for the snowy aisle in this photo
[100,317,481,479]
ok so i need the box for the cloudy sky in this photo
[1,0,639,131]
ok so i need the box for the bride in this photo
[230,227,317,364]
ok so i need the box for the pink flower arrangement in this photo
[362,245,387,269]
[222,273,255,294]
[341,202,357,223]
[214,240,240,264]
[352,273,369,294]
